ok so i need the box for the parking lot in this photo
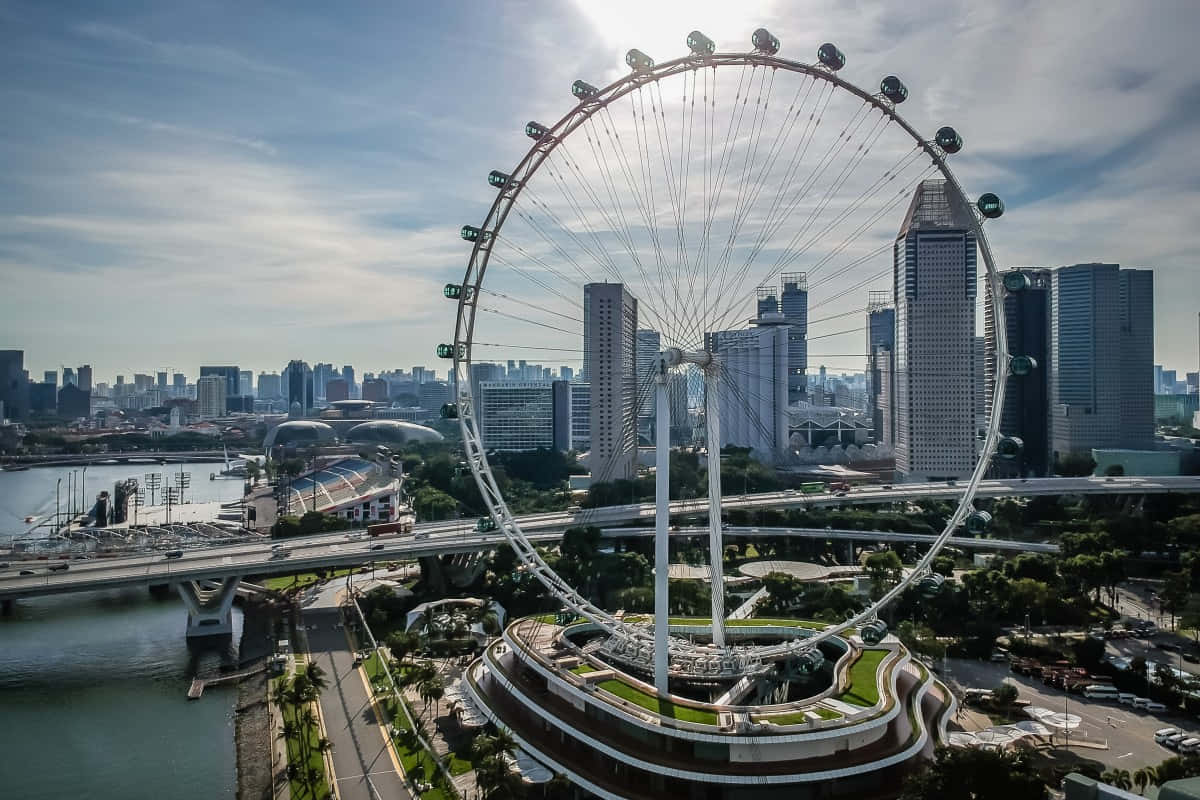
[947,657,1195,772]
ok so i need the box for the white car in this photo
[1165,733,1188,749]
[1181,738,1200,754]
[1156,727,1180,743]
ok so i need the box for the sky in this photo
[1,0,1198,382]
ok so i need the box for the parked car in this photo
[1145,702,1168,713]
[1166,733,1188,749]
[1118,693,1138,705]
[164,550,184,560]
[369,543,385,551]
[1156,727,1180,744]
[1182,738,1200,754]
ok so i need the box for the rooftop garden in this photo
[837,648,889,707]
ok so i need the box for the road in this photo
[3,474,1198,599]
[947,658,1191,772]
[305,609,411,800]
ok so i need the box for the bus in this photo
[799,482,826,495]
[1083,685,1120,700]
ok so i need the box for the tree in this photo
[900,747,1047,799]
[1101,769,1132,790]
[304,660,329,694]
[1104,463,1125,477]
[1055,452,1096,477]
[1133,766,1156,795]
[1162,570,1191,629]
[991,683,1018,708]
[865,550,903,600]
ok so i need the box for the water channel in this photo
[0,462,246,799]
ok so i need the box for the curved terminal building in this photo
[463,616,953,799]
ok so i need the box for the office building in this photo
[62,367,76,388]
[56,384,91,419]
[419,381,450,410]
[985,268,1051,476]
[0,350,28,420]
[584,283,638,481]
[893,179,978,482]
[636,328,661,437]
[468,363,506,418]
[156,371,168,390]
[706,312,790,458]
[172,372,186,395]
[197,375,227,419]
[560,366,573,382]
[477,381,571,451]
[323,378,349,403]
[283,360,313,413]
[76,365,91,392]
[412,366,429,385]
[362,377,388,403]
[341,365,356,399]
[866,292,896,445]
[313,363,335,402]
[30,382,57,414]
[781,273,808,404]
[239,370,253,397]
[570,383,590,451]
[42,370,56,386]
[257,372,281,399]
[133,374,153,393]
[200,366,240,398]
[1050,264,1154,457]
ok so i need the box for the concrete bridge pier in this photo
[177,577,241,637]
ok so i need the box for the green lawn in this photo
[274,678,330,799]
[570,663,597,675]
[263,567,358,591]
[666,616,826,630]
[754,706,841,725]
[595,679,720,725]
[838,649,888,707]
[530,613,559,624]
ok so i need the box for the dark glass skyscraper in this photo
[866,292,895,446]
[781,273,807,405]
[986,269,1050,476]
[200,366,240,397]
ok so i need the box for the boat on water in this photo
[3,464,31,472]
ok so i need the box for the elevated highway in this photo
[1,475,1194,632]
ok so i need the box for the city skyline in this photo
[2,1,1199,377]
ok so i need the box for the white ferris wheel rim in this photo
[450,40,1011,670]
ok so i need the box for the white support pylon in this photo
[705,362,727,649]
[653,357,671,696]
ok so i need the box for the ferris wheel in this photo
[442,28,1021,685]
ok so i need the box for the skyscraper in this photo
[893,179,978,482]
[197,375,227,420]
[43,370,57,386]
[76,364,91,392]
[706,312,790,458]
[239,370,253,397]
[341,365,356,399]
[172,372,186,395]
[781,273,808,404]
[156,371,168,390]
[1050,263,1154,457]
[2,350,30,421]
[257,372,281,400]
[584,283,638,480]
[866,292,896,446]
[62,366,76,388]
[200,366,240,397]
[636,329,661,437]
[312,363,334,403]
[985,268,1051,476]
[282,360,313,413]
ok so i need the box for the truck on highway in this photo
[799,482,826,495]
[368,517,414,537]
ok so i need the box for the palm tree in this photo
[281,719,298,742]
[1102,769,1133,790]
[491,727,518,757]
[304,660,329,694]
[420,605,440,641]
[1133,766,1156,795]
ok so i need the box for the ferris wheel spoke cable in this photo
[629,90,678,335]
[512,201,606,286]
[478,287,582,325]
[492,234,588,296]
[486,251,583,313]
[477,306,580,338]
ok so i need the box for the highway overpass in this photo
[1,474,1194,633]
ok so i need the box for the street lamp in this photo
[80,465,88,523]
[55,478,62,531]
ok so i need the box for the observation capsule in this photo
[525,121,550,141]
[1010,355,1038,377]
[572,79,599,100]
[436,343,456,359]
[918,573,946,597]
[443,283,462,299]
[935,126,963,154]
[488,170,511,189]
[751,28,780,55]
[996,436,1024,460]
[476,516,498,533]
[626,49,654,72]
[965,510,993,535]
[977,192,1004,218]
[880,75,908,104]
[861,620,888,645]
[461,225,487,242]
[687,31,715,56]
[795,649,825,673]
[817,43,846,71]
[1003,270,1031,292]
[440,403,458,419]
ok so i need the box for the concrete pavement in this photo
[946,657,1192,772]
[305,609,411,800]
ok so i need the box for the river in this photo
[0,462,247,799]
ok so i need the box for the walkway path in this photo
[401,657,478,799]
[304,608,411,800]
